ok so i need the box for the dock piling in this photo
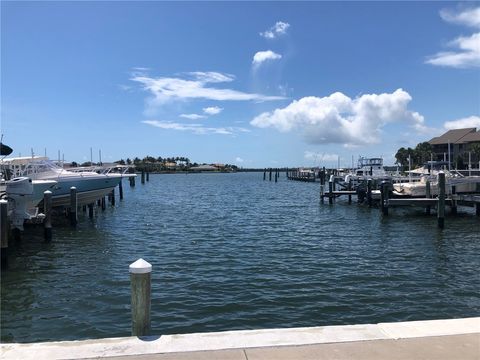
[269,169,272,181]
[129,258,152,337]
[88,203,94,219]
[111,189,116,207]
[43,190,52,241]
[141,170,145,184]
[328,175,334,205]
[69,187,77,227]
[380,181,389,216]
[450,185,457,215]
[146,171,149,182]
[1,199,9,270]
[101,197,106,211]
[119,180,124,200]
[367,179,373,207]
[438,172,446,229]
[425,180,431,215]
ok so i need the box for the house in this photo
[429,128,480,166]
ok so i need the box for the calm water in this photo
[1,172,479,343]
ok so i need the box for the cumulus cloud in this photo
[260,21,290,39]
[180,114,206,120]
[203,106,223,115]
[250,89,425,146]
[131,71,284,113]
[252,50,282,68]
[142,120,249,135]
[444,115,480,129]
[235,157,244,163]
[426,7,480,68]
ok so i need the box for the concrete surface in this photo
[1,317,479,360]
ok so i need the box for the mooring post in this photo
[129,258,152,336]
[348,178,352,204]
[275,170,278,183]
[69,187,77,227]
[1,199,9,270]
[425,179,431,215]
[44,190,52,242]
[141,170,145,184]
[101,197,106,211]
[380,181,389,216]
[476,203,480,217]
[146,171,150,182]
[269,169,272,181]
[328,175,334,205]
[438,171,446,229]
[88,203,94,219]
[367,179,373,207]
[111,188,116,207]
[450,185,457,215]
[263,169,266,181]
[119,180,124,200]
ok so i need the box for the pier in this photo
[2,318,478,359]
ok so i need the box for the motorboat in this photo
[1,156,123,208]
[344,157,391,185]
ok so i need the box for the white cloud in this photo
[250,89,425,146]
[235,157,244,163]
[252,50,282,68]
[180,114,206,120]
[131,71,284,113]
[203,106,223,115]
[427,7,480,68]
[260,21,290,39]
[440,7,480,28]
[304,151,338,162]
[444,115,480,130]
[142,120,250,135]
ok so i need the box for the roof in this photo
[459,131,480,143]
[429,128,477,145]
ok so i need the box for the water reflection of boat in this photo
[1,157,122,208]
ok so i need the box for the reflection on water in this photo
[1,172,479,343]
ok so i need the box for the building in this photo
[429,128,480,167]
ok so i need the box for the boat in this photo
[1,156,123,208]
[344,157,391,185]
[393,161,480,197]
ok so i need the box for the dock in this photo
[1,317,478,359]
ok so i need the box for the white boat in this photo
[1,157,123,208]
[1,177,57,229]
[344,157,391,185]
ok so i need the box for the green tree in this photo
[414,142,433,167]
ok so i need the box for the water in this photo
[1,172,479,343]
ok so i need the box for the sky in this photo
[1,1,479,167]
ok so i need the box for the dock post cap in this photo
[70,186,77,190]
[44,190,52,194]
[129,258,152,274]
[0,199,7,204]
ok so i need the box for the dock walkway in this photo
[2,318,478,360]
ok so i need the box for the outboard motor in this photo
[6,177,33,230]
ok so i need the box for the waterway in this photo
[1,172,479,343]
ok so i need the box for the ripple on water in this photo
[1,172,479,342]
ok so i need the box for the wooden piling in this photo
[367,179,373,207]
[129,258,152,336]
[380,181,389,216]
[43,190,52,242]
[119,180,124,200]
[263,169,266,181]
[450,185,457,215]
[437,172,446,229]
[348,179,352,204]
[88,203,94,219]
[328,175,334,205]
[141,170,145,184]
[476,203,480,217]
[111,189,116,207]
[69,187,77,227]
[425,180,431,215]
[269,169,272,181]
[101,197,106,211]
[146,171,150,182]
[275,170,278,183]
[1,199,9,270]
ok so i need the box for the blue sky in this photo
[2,1,479,167]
